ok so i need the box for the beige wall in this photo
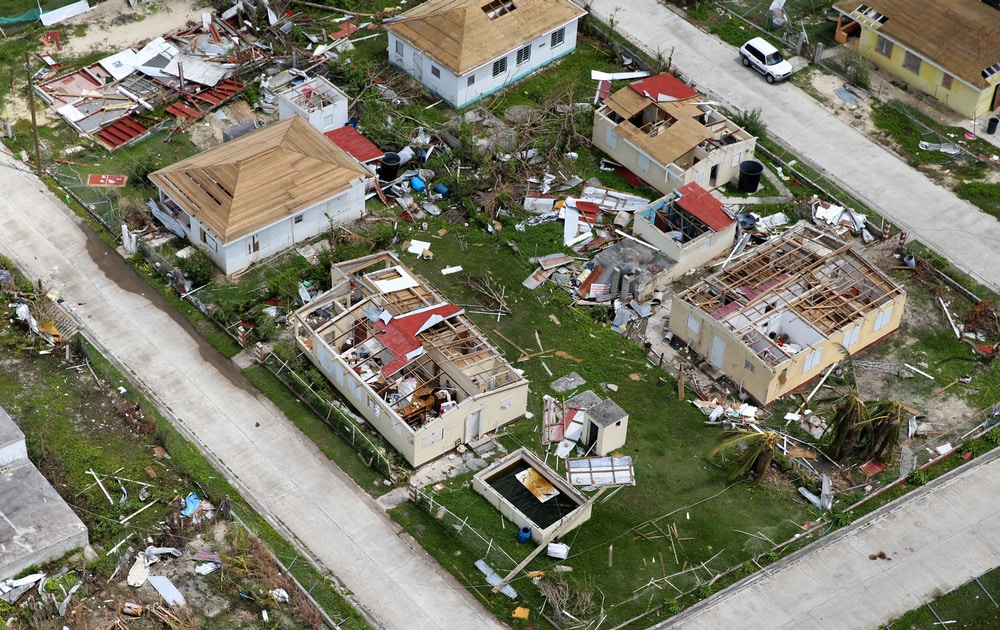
[592,112,756,195]
[670,292,906,404]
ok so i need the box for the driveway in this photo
[0,153,503,630]
[583,0,1000,295]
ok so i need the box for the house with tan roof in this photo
[834,0,1000,118]
[592,73,757,195]
[149,116,371,275]
[385,0,586,108]
[291,252,529,466]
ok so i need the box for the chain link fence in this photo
[409,485,521,579]
[262,351,401,479]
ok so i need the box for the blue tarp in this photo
[180,492,201,517]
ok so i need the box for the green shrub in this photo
[907,468,930,486]
[663,598,683,614]
[696,583,714,598]
[177,248,215,287]
[732,108,768,140]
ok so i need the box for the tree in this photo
[823,389,903,463]
[708,429,782,484]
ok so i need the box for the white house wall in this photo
[168,179,365,275]
[388,21,579,108]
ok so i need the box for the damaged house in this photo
[148,116,371,275]
[669,223,905,404]
[291,253,529,467]
[592,73,756,195]
[834,0,1000,118]
[631,182,737,283]
[386,0,586,108]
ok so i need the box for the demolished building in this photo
[291,252,529,467]
[669,222,905,404]
[592,73,756,195]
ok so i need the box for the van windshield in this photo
[764,52,784,65]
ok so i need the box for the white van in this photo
[739,37,793,83]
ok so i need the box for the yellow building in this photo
[834,0,1000,119]
[669,223,905,405]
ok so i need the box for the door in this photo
[709,164,719,188]
[992,85,1000,111]
[248,234,259,256]
[464,410,482,443]
[710,335,726,369]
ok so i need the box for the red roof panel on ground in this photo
[676,182,733,232]
[629,73,698,101]
[325,126,385,164]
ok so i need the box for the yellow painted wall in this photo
[856,30,992,118]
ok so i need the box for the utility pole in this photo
[24,52,42,178]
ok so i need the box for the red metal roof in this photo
[374,304,464,375]
[629,73,698,101]
[324,126,384,164]
[675,182,733,232]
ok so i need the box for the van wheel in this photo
[741,56,750,67]
[766,74,775,84]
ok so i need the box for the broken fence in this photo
[262,351,397,479]
[408,485,520,581]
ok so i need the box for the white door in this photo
[465,410,482,442]
[710,335,726,369]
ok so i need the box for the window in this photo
[731,152,742,168]
[686,314,700,334]
[293,214,303,224]
[482,0,516,19]
[551,27,566,48]
[516,45,531,66]
[431,65,441,78]
[874,306,894,332]
[638,153,650,172]
[843,325,861,348]
[875,35,893,58]
[605,127,617,149]
[501,396,513,409]
[492,57,507,77]
[421,428,444,447]
[903,51,921,74]
[467,74,476,87]
[395,41,403,56]
[744,360,756,373]
[941,73,953,90]
[802,348,823,373]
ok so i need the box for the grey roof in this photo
[0,406,89,580]
[565,389,603,411]
[587,398,628,427]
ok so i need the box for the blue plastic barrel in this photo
[411,176,426,192]
[433,183,450,197]
[517,527,531,543]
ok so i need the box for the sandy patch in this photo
[59,0,212,57]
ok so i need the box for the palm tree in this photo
[823,390,903,463]
[708,429,782,484]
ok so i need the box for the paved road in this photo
[0,153,503,630]
[584,0,1000,295]
[582,1,1000,627]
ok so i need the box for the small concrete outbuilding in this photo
[0,406,89,580]
[565,390,629,456]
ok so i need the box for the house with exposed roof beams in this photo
[291,252,529,467]
[385,0,586,108]
[669,222,905,404]
[833,0,1000,118]
[149,116,371,275]
[592,73,757,195]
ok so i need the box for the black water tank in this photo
[738,160,764,193]
[988,117,999,135]
[379,152,401,181]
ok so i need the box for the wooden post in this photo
[25,53,42,178]
[677,365,685,401]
